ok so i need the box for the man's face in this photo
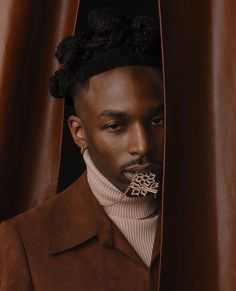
[69,66,164,192]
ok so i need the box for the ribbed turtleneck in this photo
[83,150,159,267]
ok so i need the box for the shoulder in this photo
[0,172,88,247]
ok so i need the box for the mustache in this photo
[122,156,162,169]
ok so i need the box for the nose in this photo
[128,123,152,157]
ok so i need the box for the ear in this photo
[68,115,88,150]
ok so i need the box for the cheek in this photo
[152,129,164,154]
[93,132,122,149]
[86,130,126,166]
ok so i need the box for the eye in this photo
[150,117,164,127]
[105,122,123,133]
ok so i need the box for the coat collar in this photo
[48,172,161,267]
[48,172,113,254]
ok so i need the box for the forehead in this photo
[80,66,163,115]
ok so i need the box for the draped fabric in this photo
[158,0,236,290]
[1,1,236,289]
[0,0,80,221]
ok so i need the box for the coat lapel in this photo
[87,187,146,266]
[48,173,98,254]
[48,172,161,268]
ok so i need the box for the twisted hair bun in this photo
[49,8,161,101]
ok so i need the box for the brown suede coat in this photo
[0,173,161,291]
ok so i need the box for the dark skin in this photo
[68,66,164,192]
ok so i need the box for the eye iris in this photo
[106,123,122,131]
[110,123,119,129]
[152,118,163,126]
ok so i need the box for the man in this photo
[0,8,164,291]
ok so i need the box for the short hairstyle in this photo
[49,8,162,102]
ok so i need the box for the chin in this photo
[111,178,129,193]
[117,180,131,193]
[104,171,130,192]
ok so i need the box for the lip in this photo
[122,164,161,181]
[123,164,161,174]
[122,164,162,181]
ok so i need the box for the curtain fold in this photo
[0,0,80,221]
[158,0,236,290]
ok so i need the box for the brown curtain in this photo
[158,0,236,290]
[0,0,80,221]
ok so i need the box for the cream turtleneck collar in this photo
[83,150,158,219]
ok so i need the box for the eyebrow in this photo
[99,105,164,119]
[98,110,126,118]
[149,104,164,115]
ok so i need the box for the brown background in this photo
[0,0,79,220]
[0,0,235,290]
[159,0,236,290]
